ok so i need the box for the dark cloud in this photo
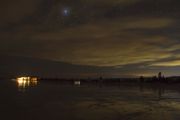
[0,0,180,76]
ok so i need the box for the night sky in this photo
[0,0,180,77]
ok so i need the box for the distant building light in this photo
[74,80,81,86]
[16,76,38,89]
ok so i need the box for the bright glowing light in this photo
[74,80,81,86]
[16,76,38,90]
[17,79,23,85]
[62,8,70,16]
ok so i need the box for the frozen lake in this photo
[1,79,180,120]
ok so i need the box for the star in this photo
[62,7,70,17]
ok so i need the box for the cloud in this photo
[85,0,141,5]
[152,60,180,67]
[124,18,174,29]
[0,0,142,28]
[0,0,180,76]
[1,17,176,67]
[0,0,43,27]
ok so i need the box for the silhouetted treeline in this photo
[39,76,180,84]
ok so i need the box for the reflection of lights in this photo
[16,77,38,90]
[31,77,38,81]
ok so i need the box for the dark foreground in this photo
[1,79,180,120]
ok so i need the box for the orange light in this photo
[16,76,38,89]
